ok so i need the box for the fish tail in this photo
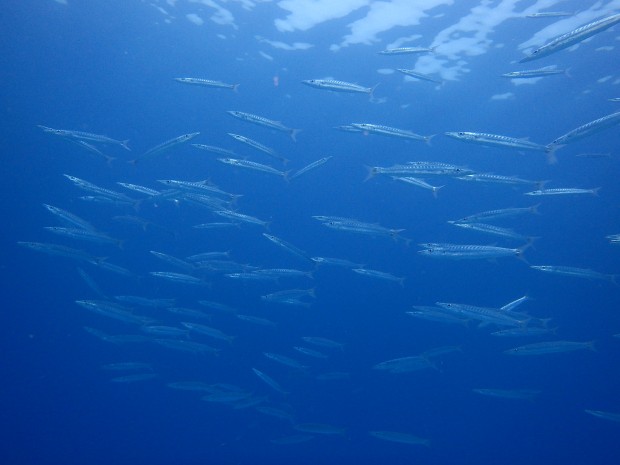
[290,128,302,142]
[363,165,377,182]
[121,140,131,151]
[232,84,240,93]
[425,134,436,147]
[432,186,444,199]
[368,83,380,102]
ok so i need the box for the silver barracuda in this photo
[351,123,434,144]
[192,143,237,156]
[526,12,573,18]
[174,77,239,91]
[546,111,620,150]
[352,268,405,286]
[44,226,121,246]
[520,13,620,62]
[42,204,96,231]
[213,210,269,227]
[262,233,312,262]
[444,131,547,152]
[451,205,540,223]
[524,187,600,196]
[457,173,545,188]
[501,67,568,79]
[226,133,287,163]
[530,265,617,283]
[392,176,443,198]
[289,156,332,180]
[139,132,200,160]
[449,222,530,241]
[38,125,131,150]
[397,68,443,84]
[504,340,595,355]
[218,158,290,178]
[377,46,436,55]
[418,242,531,260]
[227,111,299,141]
[302,79,377,97]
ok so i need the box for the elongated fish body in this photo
[289,156,332,180]
[457,173,543,187]
[38,125,131,150]
[531,265,616,283]
[302,79,376,96]
[262,233,312,262]
[378,46,436,55]
[444,131,547,151]
[218,158,289,178]
[501,68,567,78]
[505,340,595,355]
[182,322,234,343]
[226,133,287,163]
[418,243,528,260]
[392,176,443,198]
[149,272,205,285]
[174,77,238,91]
[526,12,574,18]
[18,241,99,262]
[140,132,200,160]
[227,111,299,141]
[44,226,120,246]
[352,268,405,286]
[214,210,269,227]
[368,162,472,178]
[520,13,620,62]
[64,174,134,202]
[397,68,443,84]
[192,144,237,157]
[450,222,529,241]
[436,302,526,327]
[585,410,620,423]
[263,352,307,370]
[370,431,430,446]
[252,368,287,394]
[525,188,599,196]
[452,205,539,223]
[42,204,96,231]
[157,179,238,199]
[547,111,620,148]
[351,123,433,143]
[373,355,435,373]
[473,388,540,399]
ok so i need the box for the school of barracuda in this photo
[19,11,620,445]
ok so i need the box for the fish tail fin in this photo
[363,165,378,182]
[564,67,572,79]
[290,128,301,142]
[587,341,597,352]
[432,186,444,199]
[232,84,240,93]
[398,277,406,288]
[535,180,550,190]
[592,187,602,196]
[425,134,436,147]
[105,156,117,167]
[530,203,542,215]
[544,144,561,164]
[368,83,380,102]
[283,170,292,183]
[127,159,138,165]
[429,45,438,53]
[121,140,131,151]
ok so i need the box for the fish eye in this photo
[458,132,465,136]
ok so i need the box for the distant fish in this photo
[530,265,617,284]
[227,111,300,141]
[174,77,239,91]
[444,131,547,152]
[501,67,568,79]
[302,79,378,99]
[369,431,430,446]
[473,388,540,400]
[504,340,595,355]
[585,409,620,423]
[38,125,131,151]
[138,132,199,161]
[377,46,436,55]
[397,68,443,84]
[525,12,574,18]
[524,187,600,196]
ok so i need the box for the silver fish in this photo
[174,77,238,91]
[302,79,377,97]
[227,111,299,141]
[520,13,620,62]
[351,123,433,143]
[397,68,443,84]
[139,132,200,160]
[444,131,547,151]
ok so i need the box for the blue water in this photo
[2,1,620,464]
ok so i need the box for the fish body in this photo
[501,67,567,78]
[397,68,443,84]
[444,131,547,151]
[140,132,200,160]
[547,111,620,148]
[218,157,289,178]
[174,77,238,91]
[351,123,433,143]
[227,111,299,141]
[520,13,620,62]
[525,188,599,196]
[505,340,595,355]
[378,46,436,55]
[302,79,376,96]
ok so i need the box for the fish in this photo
[302,79,377,98]
[109,373,158,383]
[377,46,436,55]
[505,340,596,355]
[444,131,547,152]
[352,268,405,286]
[154,339,219,354]
[138,132,200,160]
[449,222,530,241]
[263,352,307,370]
[226,133,287,163]
[501,67,568,79]
[192,143,237,156]
[289,156,333,180]
[310,256,365,268]
[262,233,312,262]
[149,272,206,285]
[392,176,443,198]
[397,68,443,84]
[18,241,100,263]
[369,431,430,446]
[218,157,290,178]
[42,204,96,231]
[435,302,527,327]
[373,355,436,373]
[525,12,574,18]
[585,409,620,423]
[252,368,287,394]
[213,210,269,228]
[530,265,617,284]
[75,300,155,326]
[293,423,346,435]
[38,125,131,150]
[520,13,620,62]
[418,242,531,260]
[301,337,344,350]
[366,162,472,179]
[546,111,620,150]
[182,322,235,343]
[43,226,121,247]
[293,346,328,359]
[457,173,545,188]
[451,205,540,223]
[227,111,299,141]
[524,188,600,196]
[351,123,433,143]
[63,174,135,202]
[174,77,239,91]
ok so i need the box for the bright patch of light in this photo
[490,92,515,100]
[259,51,274,61]
[275,0,370,33]
[186,13,204,25]
[376,68,394,75]
[256,36,314,50]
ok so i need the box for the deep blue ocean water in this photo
[2,1,620,464]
